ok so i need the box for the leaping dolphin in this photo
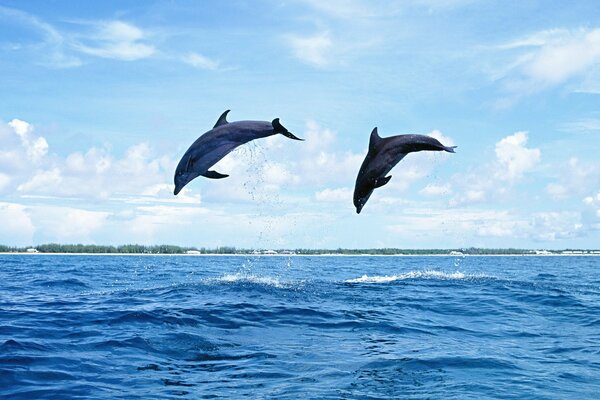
[174,110,302,195]
[353,128,456,214]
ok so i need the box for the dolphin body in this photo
[174,110,302,195]
[353,128,456,214]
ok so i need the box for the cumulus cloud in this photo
[451,131,540,206]
[545,157,599,200]
[17,168,62,193]
[582,192,600,232]
[0,119,51,188]
[386,208,525,240]
[0,119,177,202]
[420,183,452,196]
[8,119,48,162]
[0,202,35,245]
[0,173,10,191]
[315,187,352,202]
[385,207,586,244]
[530,211,583,241]
[494,131,540,181]
[28,206,110,243]
[295,122,363,187]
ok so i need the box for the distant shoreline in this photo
[1,252,598,257]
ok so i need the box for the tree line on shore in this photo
[0,244,593,255]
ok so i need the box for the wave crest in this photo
[205,273,296,289]
[345,270,481,284]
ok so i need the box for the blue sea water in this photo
[1,254,599,399]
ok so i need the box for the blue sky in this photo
[1,0,599,249]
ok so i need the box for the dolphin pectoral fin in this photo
[203,170,229,179]
[213,109,230,129]
[374,176,391,188]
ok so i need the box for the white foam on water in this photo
[345,270,476,284]
[205,273,294,289]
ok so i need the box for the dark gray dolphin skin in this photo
[174,110,302,195]
[353,128,456,213]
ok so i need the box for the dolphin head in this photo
[353,180,374,214]
[174,169,200,195]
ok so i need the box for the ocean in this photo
[1,254,599,399]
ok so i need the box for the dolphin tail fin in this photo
[444,146,457,153]
[272,118,303,140]
[203,170,229,179]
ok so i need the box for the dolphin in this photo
[174,110,302,195]
[353,128,456,214]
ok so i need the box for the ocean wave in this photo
[345,270,488,284]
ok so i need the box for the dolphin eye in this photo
[177,171,183,176]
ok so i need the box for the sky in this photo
[1,0,599,249]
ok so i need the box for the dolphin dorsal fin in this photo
[368,127,382,152]
[213,109,230,128]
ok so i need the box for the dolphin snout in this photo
[174,186,181,196]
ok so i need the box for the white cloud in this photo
[286,31,333,67]
[530,212,583,241]
[17,168,62,192]
[183,52,219,70]
[497,28,600,92]
[0,5,82,68]
[582,192,600,232]
[0,202,35,245]
[0,173,10,191]
[74,21,155,61]
[315,187,352,202]
[523,29,600,85]
[303,120,336,151]
[36,207,109,242]
[450,131,541,206]
[494,131,540,181]
[127,205,208,241]
[8,119,48,162]
[560,118,600,134]
[1,119,179,203]
[299,0,391,19]
[420,183,452,196]
[386,208,525,239]
[263,162,297,188]
[545,157,599,200]
[386,207,587,243]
